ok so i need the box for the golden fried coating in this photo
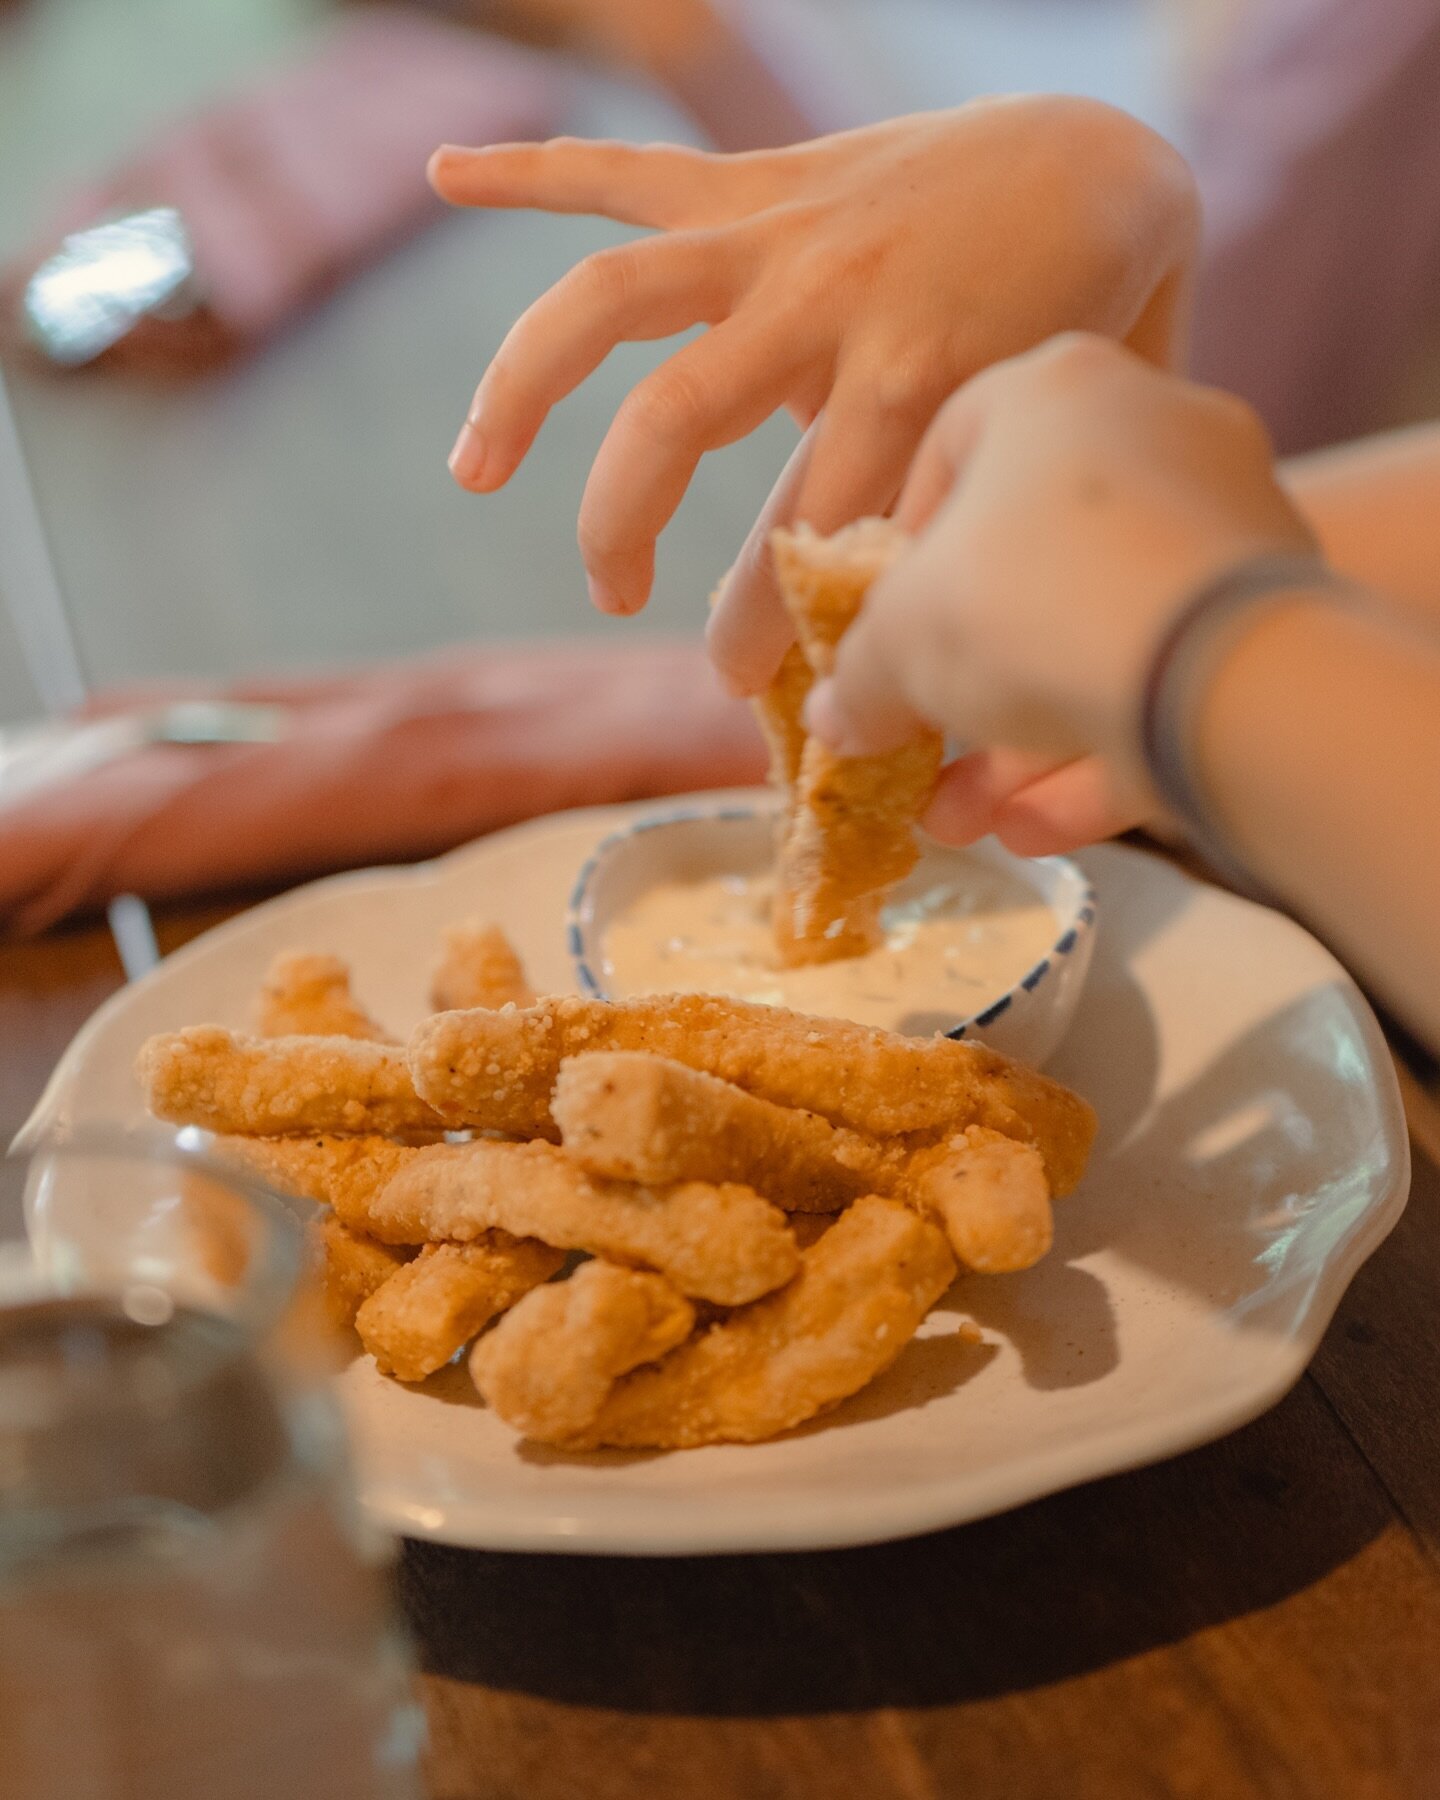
[552,1051,908,1211]
[139,1026,446,1140]
[408,995,1095,1193]
[753,640,814,829]
[539,1196,957,1450]
[256,952,393,1042]
[788,1211,841,1250]
[774,517,911,657]
[355,1236,563,1382]
[770,520,943,965]
[471,1260,695,1441]
[430,921,536,1014]
[310,1211,415,1329]
[345,1138,799,1306]
[215,1132,418,1214]
[908,1127,1054,1274]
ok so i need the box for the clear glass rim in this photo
[7,1122,307,1348]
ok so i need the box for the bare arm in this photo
[1284,422,1440,623]
[1197,594,1440,1049]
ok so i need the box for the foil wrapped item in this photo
[20,207,205,367]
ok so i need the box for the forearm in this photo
[1195,592,1440,1048]
[1283,424,1440,621]
[654,11,830,150]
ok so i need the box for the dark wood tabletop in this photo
[5,903,1439,1800]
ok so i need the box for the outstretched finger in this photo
[703,425,815,693]
[707,381,926,695]
[577,320,804,616]
[450,234,736,493]
[429,138,782,232]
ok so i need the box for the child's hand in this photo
[430,100,1199,689]
[806,334,1316,852]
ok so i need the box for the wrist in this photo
[1138,553,1355,890]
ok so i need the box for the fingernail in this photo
[588,565,654,615]
[448,422,489,489]
[587,574,624,614]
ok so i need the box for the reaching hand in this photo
[430,99,1199,690]
[805,334,1316,852]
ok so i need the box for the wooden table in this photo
[5,905,1440,1799]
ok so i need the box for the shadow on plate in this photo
[1046,848,1402,1336]
[1062,982,1403,1335]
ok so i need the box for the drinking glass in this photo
[0,1127,423,1800]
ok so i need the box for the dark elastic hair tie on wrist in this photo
[1139,552,1356,896]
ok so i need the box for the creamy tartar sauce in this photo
[600,852,1058,1035]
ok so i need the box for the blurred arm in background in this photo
[1187,0,1440,454]
[470,0,831,148]
[0,640,764,935]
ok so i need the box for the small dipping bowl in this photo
[568,798,1097,1067]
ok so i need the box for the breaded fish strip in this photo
[408,995,1095,1193]
[552,1051,908,1211]
[471,1260,696,1441]
[430,920,536,1014]
[770,520,943,965]
[532,1196,956,1450]
[552,1055,1054,1268]
[753,640,814,828]
[909,1128,1054,1274]
[310,1211,415,1329]
[348,1138,799,1306]
[215,1132,419,1216]
[356,1236,563,1382]
[256,952,393,1042]
[139,1026,447,1140]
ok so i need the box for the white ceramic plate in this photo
[21,795,1410,1555]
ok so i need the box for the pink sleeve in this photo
[0,643,767,934]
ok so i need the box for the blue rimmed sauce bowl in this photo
[567,797,1097,1067]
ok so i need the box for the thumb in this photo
[804,599,931,756]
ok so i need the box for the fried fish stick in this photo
[753,640,814,825]
[214,1133,418,1215]
[770,520,943,964]
[908,1128,1054,1274]
[471,1260,696,1441]
[552,1051,909,1211]
[139,1026,447,1140]
[430,921,536,1014]
[310,1211,415,1329]
[256,952,393,1042]
[349,1138,799,1306]
[409,995,1095,1193]
[356,1236,563,1382]
[539,1196,956,1450]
